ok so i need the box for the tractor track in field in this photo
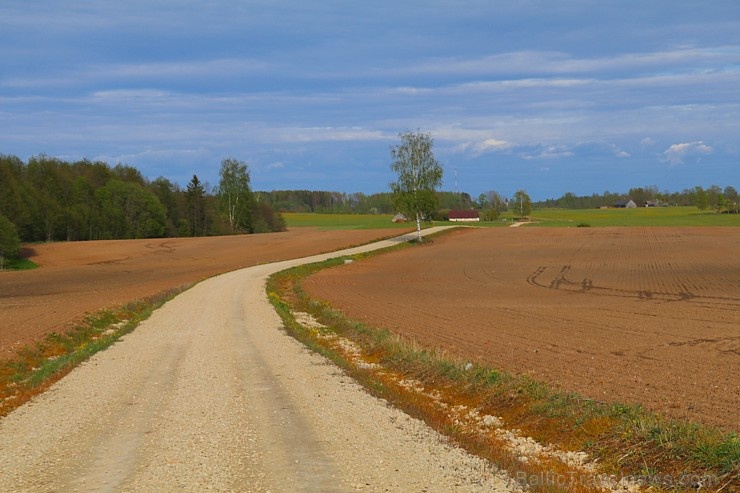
[304,227,740,430]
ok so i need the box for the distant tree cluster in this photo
[259,190,392,214]
[258,189,472,216]
[474,190,507,220]
[535,185,738,212]
[0,154,286,260]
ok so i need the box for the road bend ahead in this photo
[0,227,515,492]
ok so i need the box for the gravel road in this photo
[0,228,517,492]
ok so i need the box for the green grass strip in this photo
[0,286,188,416]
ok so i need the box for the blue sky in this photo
[1,1,739,200]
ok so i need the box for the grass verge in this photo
[266,243,739,492]
[0,285,189,417]
[283,207,740,229]
[0,258,38,270]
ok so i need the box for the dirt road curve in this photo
[0,228,412,358]
[0,228,516,492]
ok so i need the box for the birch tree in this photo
[390,131,443,242]
[217,158,253,232]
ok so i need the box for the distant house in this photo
[613,199,637,209]
[391,212,408,223]
[448,209,480,222]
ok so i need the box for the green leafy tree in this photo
[478,190,504,221]
[482,208,500,221]
[512,190,532,219]
[251,200,287,233]
[0,155,33,240]
[26,155,68,242]
[96,180,165,239]
[0,214,21,270]
[693,186,709,213]
[217,158,253,233]
[149,177,183,237]
[706,185,723,212]
[390,131,443,242]
[484,190,508,213]
[437,191,473,211]
[723,186,738,213]
[67,175,96,240]
[561,192,578,209]
[112,164,146,186]
[477,193,488,209]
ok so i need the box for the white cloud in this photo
[605,142,630,158]
[478,138,510,150]
[472,139,512,154]
[100,58,273,79]
[389,46,740,80]
[640,137,656,148]
[455,78,594,91]
[662,141,713,165]
[92,89,171,101]
[278,126,390,143]
[455,138,512,156]
[385,86,434,96]
[522,145,574,160]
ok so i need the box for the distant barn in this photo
[448,210,480,222]
[613,199,637,209]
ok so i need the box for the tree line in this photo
[3,142,735,265]
[534,185,738,212]
[0,154,285,265]
[471,185,739,221]
[268,184,739,219]
[259,189,474,216]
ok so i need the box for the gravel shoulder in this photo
[0,228,516,492]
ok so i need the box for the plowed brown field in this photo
[303,227,740,430]
[0,228,409,358]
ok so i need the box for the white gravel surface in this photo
[0,228,518,492]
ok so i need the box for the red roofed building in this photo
[448,210,480,222]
